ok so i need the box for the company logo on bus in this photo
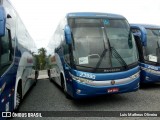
[51,56,56,63]
[104,68,121,72]
[27,58,33,63]
[111,80,115,85]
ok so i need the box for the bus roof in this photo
[66,12,126,19]
[130,24,160,29]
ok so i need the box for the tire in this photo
[49,73,52,82]
[48,69,52,82]
[15,85,22,112]
[139,82,148,88]
[34,71,38,86]
[61,74,72,99]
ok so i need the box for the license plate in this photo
[108,88,119,93]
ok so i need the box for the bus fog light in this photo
[76,89,81,94]
[145,76,149,80]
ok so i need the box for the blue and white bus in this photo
[131,24,160,83]
[0,0,38,116]
[48,12,140,99]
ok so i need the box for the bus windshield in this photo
[69,18,138,69]
[144,29,160,63]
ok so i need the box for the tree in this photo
[45,54,51,69]
[37,47,47,70]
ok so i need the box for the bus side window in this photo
[0,28,13,74]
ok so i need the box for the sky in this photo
[11,0,160,49]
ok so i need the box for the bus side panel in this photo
[0,68,16,113]
[64,67,74,97]
[0,47,19,113]
[17,52,35,97]
[56,51,74,97]
[0,1,37,117]
[54,50,74,96]
[53,53,63,86]
[15,14,37,101]
[0,0,17,115]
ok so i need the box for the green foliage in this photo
[37,47,47,70]
[45,54,52,69]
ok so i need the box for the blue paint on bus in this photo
[131,24,160,83]
[48,12,140,99]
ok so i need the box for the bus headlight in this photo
[130,72,140,79]
[141,67,160,75]
[69,71,140,86]
[76,89,81,94]
[70,73,91,83]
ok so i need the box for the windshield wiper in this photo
[111,46,128,69]
[93,21,129,72]
[92,26,110,72]
[92,48,108,72]
[103,26,128,70]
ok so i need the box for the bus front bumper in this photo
[141,67,160,83]
[71,75,140,99]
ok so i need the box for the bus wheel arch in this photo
[60,72,72,99]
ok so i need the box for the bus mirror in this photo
[64,25,72,45]
[0,6,6,37]
[133,32,147,46]
[134,35,141,42]
[142,39,147,46]
[133,34,144,46]
[156,47,160,62]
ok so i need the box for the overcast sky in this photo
[11,0,160,49]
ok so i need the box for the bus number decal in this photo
[103,19,109,25]
[148,65,158,70]
[79,72,96,79]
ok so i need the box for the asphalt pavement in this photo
[10,76,160,120]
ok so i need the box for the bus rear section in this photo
[131,24,160,83]
[0,0,38,118]
[48,12,140,99]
